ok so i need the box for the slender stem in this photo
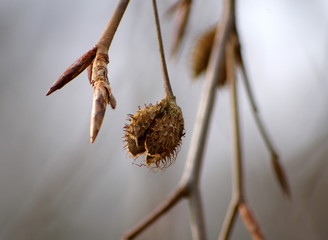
[237,34,290,197]
[188,187,207,240]
[181,0,234,185]
[96,0,131,53]
[123,0,233,238]
[123,185,188,239]
[218,197,239,240]
[219,31,245,240]
[229,36,244,201]
[238,53,275,155]
[152,0,174,97]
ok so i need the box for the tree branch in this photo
[235,28,291,198]
[96,0,131,53]
[123,0,234,238]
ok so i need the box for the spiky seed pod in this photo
[190,25,227,86]
[124,96,185,170]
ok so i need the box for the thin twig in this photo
[152,0,174,97]
[96,0,131,53]
[219,30,244,240]
[236,34,291,198]
[123,0,234,238]
[218,7,265,239]
[219,197,239,240]
[188,187,207,239]
[123,186,187,239]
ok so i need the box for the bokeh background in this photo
[1,0,328,239]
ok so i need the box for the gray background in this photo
[0,0,328,239]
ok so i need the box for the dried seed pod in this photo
[190,25,226,86]
[124,96,185,170]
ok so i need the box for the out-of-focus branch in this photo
[123,0,234,238]
[236,38,291,198]
[167,0,192,57]
[219,30,264,240]
[219,30,243,240]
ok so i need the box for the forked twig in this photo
[123,0,233,239]
[235,39,291,198]
[45,0,291,238]
[219,30,264,240]
[46,0,131,143]
[219,30,243,240]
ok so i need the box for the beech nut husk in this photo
[124,96,185,170]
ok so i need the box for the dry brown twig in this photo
[124,0,233,239]
[46,0,131,143]
[46,0,291,239]
[125,0,291,239]
[166,0,192,57]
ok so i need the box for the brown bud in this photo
[271,152,291,199]
[167,0,192,57]
[46,46,97,96]
[89,53,116,143]
[239,203,264,240]
[124,96,185,170]
[190,25,226,86]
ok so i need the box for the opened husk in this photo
[124,96,185,170]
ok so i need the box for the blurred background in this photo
[0,0,328,239]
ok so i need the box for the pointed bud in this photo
[271,153,291,199]
[89,53,116,143]
[239,203,264,240]
[46,46,97,96]
[167,0,192,57]
[190,25,226,86]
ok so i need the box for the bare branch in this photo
[236,32,291,198]
[188,187,206,240]
[46,0,131,142]
[219,29,244,240]
[239,203,264,240]
[123,0,234,238]
[218,196,239,240]
[123,186,187,239]
[96,0,131,53]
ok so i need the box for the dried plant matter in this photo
[46,0,131,143]
[46,47,116,143]
[45,46,97,96]
[191,22,290,198]
[46,0,291,239]
[89,53,116,143]
[167,0,192,56]
[191,25,227,86]
[124,0,184,170]
[124,96,185,169]
[126,0,290,239]
[239,203,264,240]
